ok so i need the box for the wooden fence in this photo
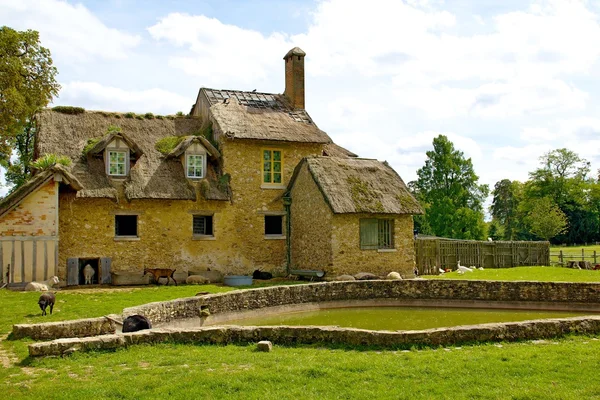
[0,236,58,285]
[415,237,550,275]
[550,249,599,266]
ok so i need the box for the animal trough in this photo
[223,275,253,287]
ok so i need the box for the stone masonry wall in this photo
[0,181,58,237]
[330,214,415,277]
[57,140,323,281]
[290,163,332,270]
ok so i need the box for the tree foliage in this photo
[3,118,36,190]
[525,197,568,241]
[0,26,59,166]
[410,135,489,239]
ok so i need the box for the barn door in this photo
[100,257,112,284]
[67,258,79,286]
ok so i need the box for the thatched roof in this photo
[202,88,332,143]
[288,157,423,215]
[322,143,358,158]
[167,136,221,160]
[87,131,143,158]
[35,109,230,201]
[0,164,82,218]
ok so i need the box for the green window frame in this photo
[262,149,283,184]
[108,150,127,176]
[186,154,204,178]
[360,218,394,250]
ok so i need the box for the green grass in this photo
[424,266,600,282]
[550,244,600,264]
[3,281,600,399]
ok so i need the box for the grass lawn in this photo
[550,244,600,264]
[423,266,600,282]
[1,281,600,399]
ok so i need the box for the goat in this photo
[252,269,273,280]
[25,276,60,292]
[83,264,95,285]
[122,314,152,333]
[143,268,177,286]
[38,292,55,316]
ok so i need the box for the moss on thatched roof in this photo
[206,90,331,144]
[288,157,423,215]
[0,164,82,218]
[35,109,229,201]
[322,143,358,158]
[166,136,221,159]
[86,130,144,158]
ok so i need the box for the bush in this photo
[52,106,85,115]
[32,154,72,170]
[156,115,164,120]
[175,111,184,117]
[144,112,155,119]
[124,112,135,119]
[135,115,144,120]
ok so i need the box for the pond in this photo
[231,306,592,331]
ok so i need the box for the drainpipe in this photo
[283,195,292,275]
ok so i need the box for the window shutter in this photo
[100,258,112,284]
[360,219,378,249]
[67,258,79,286]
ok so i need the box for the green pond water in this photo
[233,307,592,331]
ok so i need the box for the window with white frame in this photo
[359,218,394,250]
[186,154,205,178]
[108,150,127,176]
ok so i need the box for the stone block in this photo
[257,340,272,352]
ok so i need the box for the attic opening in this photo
[78,258,100,285]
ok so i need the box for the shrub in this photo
[144,112,155,119]
[175,111,184,117]
[135,115,144,120]
[52,106,85,115]
[114,114,122,119]
[156,115,164,120]
[82,138,101,156]
[155,136,185,155]
[32,154,72,170]
[124,112,135,119]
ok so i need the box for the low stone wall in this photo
[15,279,600,343]
[29,316,600,357]
[123,280,600,325]
[12,316,117,340]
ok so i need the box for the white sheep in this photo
[24,276,60,292]
[386,272,402,280]
[83,264,95,285]
[185,275,209,285]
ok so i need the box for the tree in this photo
[410,135,489,240]
[0,26,59,166]
[525,197,568,241]
[490,179,525,240]
[3,118,35,189]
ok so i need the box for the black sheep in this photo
[38,292,55,316]
[122,315,152,333]
[253,269,273,280]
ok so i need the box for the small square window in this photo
[193,215,213,236]
[360,218,394,250]
[108,150,127,176]
[265,215,283,236]
[187,154,204,178]
[115,215,137,237]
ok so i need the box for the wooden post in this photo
[559,250,563,266]
[594,251,597,265]
[582,248,585,261]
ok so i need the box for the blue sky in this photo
[3,0,600,197]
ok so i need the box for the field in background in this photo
[424,266,600,282]
[550,244,600,265]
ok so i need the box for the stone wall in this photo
[13,316,116,340]
[290,163,332,270]
[57,140,323,281]
[28,316,600,357]
[330,214,415,277]
[0,181,58,237]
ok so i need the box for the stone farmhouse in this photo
[0,47,422,287]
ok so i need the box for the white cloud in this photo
[57,82,191,114]
[0,0,141,61]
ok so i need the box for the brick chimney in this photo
[283,47,306,110]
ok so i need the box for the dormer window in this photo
[186,153,205,179]
[108,150,128,176]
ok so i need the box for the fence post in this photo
[594,251,597,265]
[559,250,563,266]
[582,248,585,261]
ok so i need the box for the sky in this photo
[3,0,600,199]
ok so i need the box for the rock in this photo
[354,272,380,281]
[386,272,402,280]
[188,270,224,283]
[257,340,272,352]
[186,275,209,285]
[332,275,355,281]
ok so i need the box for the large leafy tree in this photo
[527,149,598,244]
[490,179,524,240]
[410,135,489,240]
[525,197,568,241]
[0,26,59,176]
